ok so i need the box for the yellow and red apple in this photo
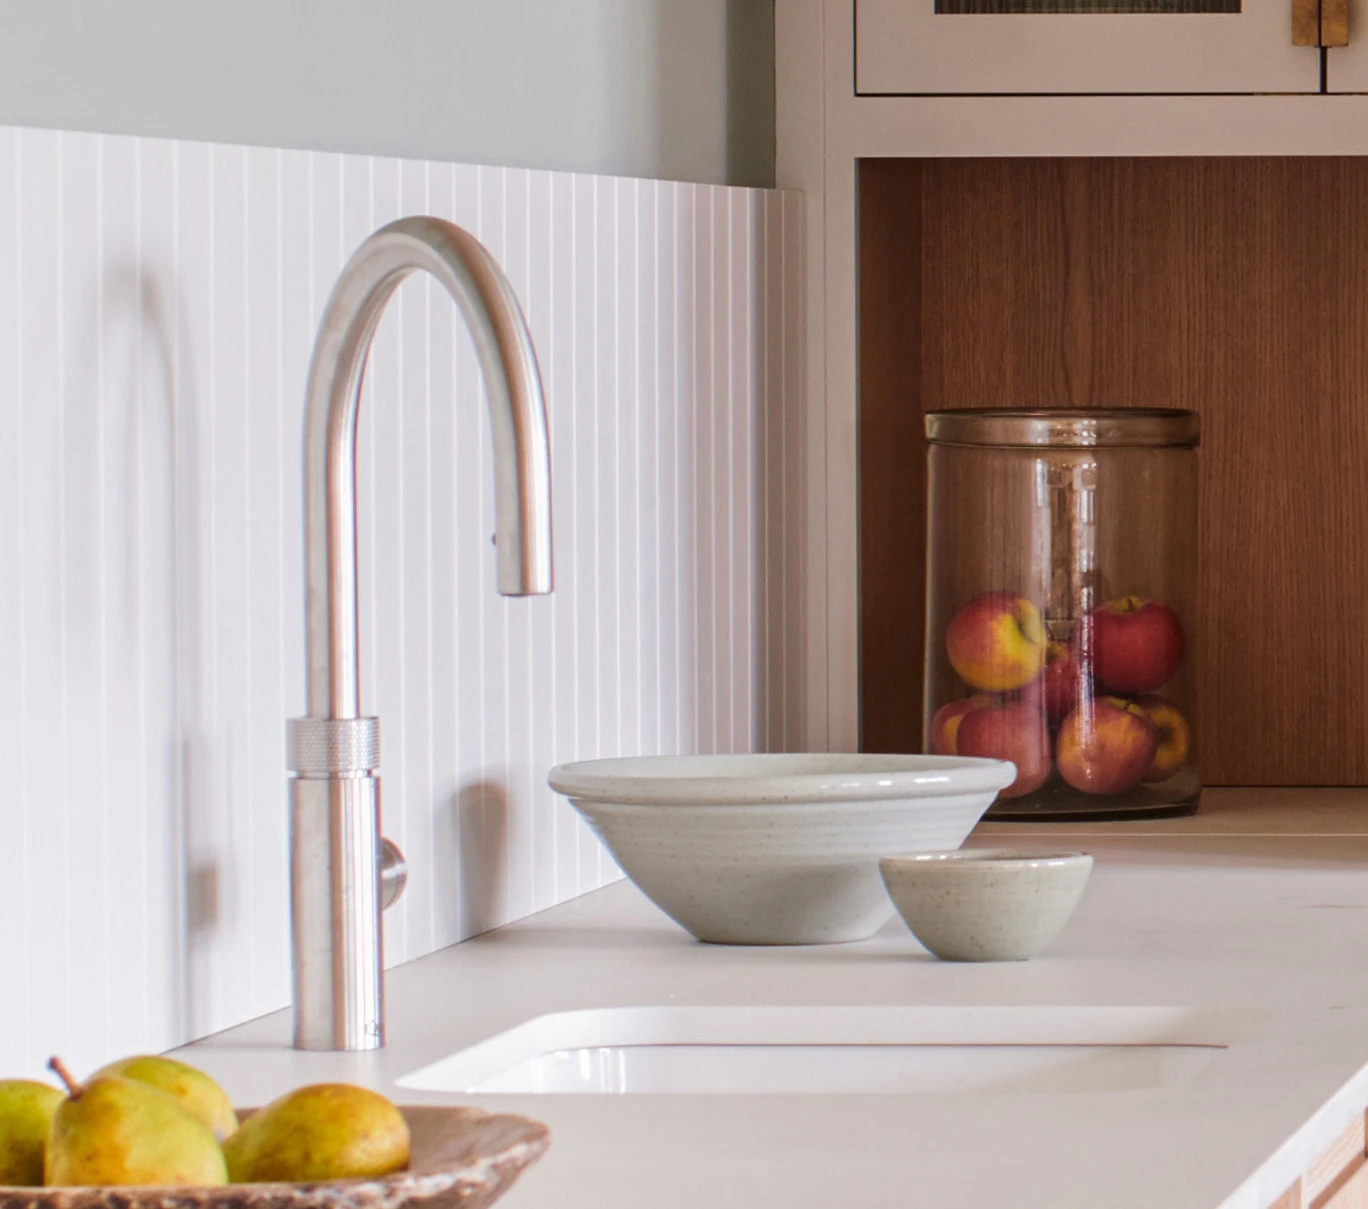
[1088,596,1185,695]
[955,700,1051,799]
[929,695,992,756]
[1135,695,1193,783]
[945,592,1047,693]
[1056,696,1159,796]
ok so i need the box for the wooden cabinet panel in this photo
[1307,1116,1368,1204]
[858,161,926,757]
[1319,1161,1368,1209]
[858,157,1368,785]
[855,0,1321,96]
[1261,1113,1368,1208]
[1270,1184,1304,1209]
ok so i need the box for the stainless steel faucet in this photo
[286,217,553,1052]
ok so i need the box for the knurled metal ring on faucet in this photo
[287,716,381,775]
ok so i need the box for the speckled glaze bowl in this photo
[0,1106,549,1209]
[548,753,1017,945]
[880,849,1094,962]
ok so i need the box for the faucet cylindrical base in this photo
[289,773,384,1051]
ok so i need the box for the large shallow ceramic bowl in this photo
[547,753,1016,945]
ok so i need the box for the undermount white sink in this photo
[397,1005,1226,1096]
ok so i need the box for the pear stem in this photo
[48,1056,84,1099]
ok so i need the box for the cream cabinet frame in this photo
[1328,0,1368,86]
[776,0,1368,754]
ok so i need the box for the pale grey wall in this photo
[0,0,775,186]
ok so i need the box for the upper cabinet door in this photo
[1326,0,1368,88]
[855,0,1321,94]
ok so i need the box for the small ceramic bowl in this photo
[547,754,1017,945]
[879,849,1093,962]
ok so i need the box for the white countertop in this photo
[177,789,1368,1209]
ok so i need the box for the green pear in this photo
[224,1084,409,1183]
[93,1055,237,1142]
[44,1057,227,1187]
[0,1079,64,1185]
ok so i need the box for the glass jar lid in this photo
[924,408,1200,449]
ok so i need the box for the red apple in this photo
[1035,639,1083,725]
[1086,596,1185,695]
[1056,696,1159,796]
[945,591,1047,693]
[1135,695,1193,783]
[929,695,992,756]
[956,701,1051,799]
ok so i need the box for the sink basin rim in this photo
[397,1004,1233,1095]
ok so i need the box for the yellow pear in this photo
[93,1055,237,1142]
[44,1057,227,1187]
[223,1084,409,1183]
[0,1079,64,1185]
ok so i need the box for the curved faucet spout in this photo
[288,216,553,1051]
[303,216,553,720]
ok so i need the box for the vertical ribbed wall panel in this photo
[0,126,805,1077]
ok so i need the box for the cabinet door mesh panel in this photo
[935,0,1238,11]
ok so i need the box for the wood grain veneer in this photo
[1272,1183,1305,1209]
[858,161,925,757]
[1318,1160,1368,1209]
[858,157,1368,786]
[1307,1114,1368,1205]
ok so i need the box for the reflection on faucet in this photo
[286,217,553,1052]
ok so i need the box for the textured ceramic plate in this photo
[0,1106,550,1209]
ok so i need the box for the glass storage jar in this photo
[923,409,1200,820]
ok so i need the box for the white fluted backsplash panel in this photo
[0,127,805,1077]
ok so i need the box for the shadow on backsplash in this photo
[456,781,509,939]
[120,262,206,1049]
[102,258,234,1052]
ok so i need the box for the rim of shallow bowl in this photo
[547,753,1017,805]
[881,848,1093,870]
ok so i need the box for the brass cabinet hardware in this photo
[1292,0,1320,45]
[1293,0,1348,47]
[1322,0,1350,47]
